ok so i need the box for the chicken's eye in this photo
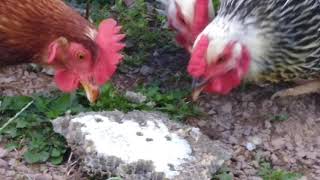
[77,52,85,60]
[216,56,226,64]
[178,14,186,25]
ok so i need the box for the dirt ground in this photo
[1,48,319,180]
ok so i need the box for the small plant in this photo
[258,161,302,180]
[271,114,289,122]
[138,85,201,120]
[88,84,147,112]
[89,0,175,67]
[87,84,201,121]
[0,94,85,164]
[212,166,233,180]
[0,84,200,164]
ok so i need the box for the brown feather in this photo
[0,0,97,65]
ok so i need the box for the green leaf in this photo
[50,156,64,165]
[51,148,61,157]
[46,94,72,118]
[24,151,50,164]
[0,96,32,111]
[16,119,29,128]
[5,142,19,151]
[3,127,18,137]
[33,96,50,112]
[258,161,302,180]
[272,114,289,122]
[214,173,233,180]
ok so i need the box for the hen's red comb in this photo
[187,35,209,78]
[192,0,210,39]
[94,18,125,85]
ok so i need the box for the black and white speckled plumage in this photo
[204,0,320,83]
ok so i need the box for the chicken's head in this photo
[166,0,214,52]
[187,34,251,101]
[46,19,125,103]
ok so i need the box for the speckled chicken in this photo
[188,0,320,100]
[158,0,215,52]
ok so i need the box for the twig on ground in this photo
[0,100,34,133]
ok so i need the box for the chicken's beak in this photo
[80,81,100,103]
[191,78,208,101]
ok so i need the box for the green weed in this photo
[0,94,85,164]
[258,161,302,180]
[271,114,289,122]
[89,0,175,67]
[0,84,200,164]
[212,166,233,180]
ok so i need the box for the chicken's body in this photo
[0,0,125,102]
[189,0,320,99]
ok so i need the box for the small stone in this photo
[153,51,159,57]
[244,168,257,176]
[249,136,262,145]
[307,152,318,160]
[237,155,246,162]
[15,165,30,173]
[39,165,49,173]
[264,120,272,129]
[8,159,17,167]
[221,103,232,113]
[34,174,53,180]
[0,148,9,158]
[197,120,207,127]
[41,67,55,76]
[285,142,294,150]
[271,138,286,149]
[136,132,143,136]
[296,150,307,158]
[262,100,273,109]
[146,101,156,107]
[208,109,217,115]
[228,136,238,144]
[316,136,320,145]
[124,0,135,7]
[6,170,15,177]
[294,135,303,147]
[124,91,147,104]
[246,142,256,151]
[297,176,308,180]
[1,77,16,83]
[234,145,243,155]
[52,175,65,180]
[165,136,172,141]
[248,176,263,180]
[252,161,260,168]
[145,138,154,142]
[189,128,201,141]
[0,168,6,174]
[271,154,279,164]
[140,65,154,75]
[0,159,8,168]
